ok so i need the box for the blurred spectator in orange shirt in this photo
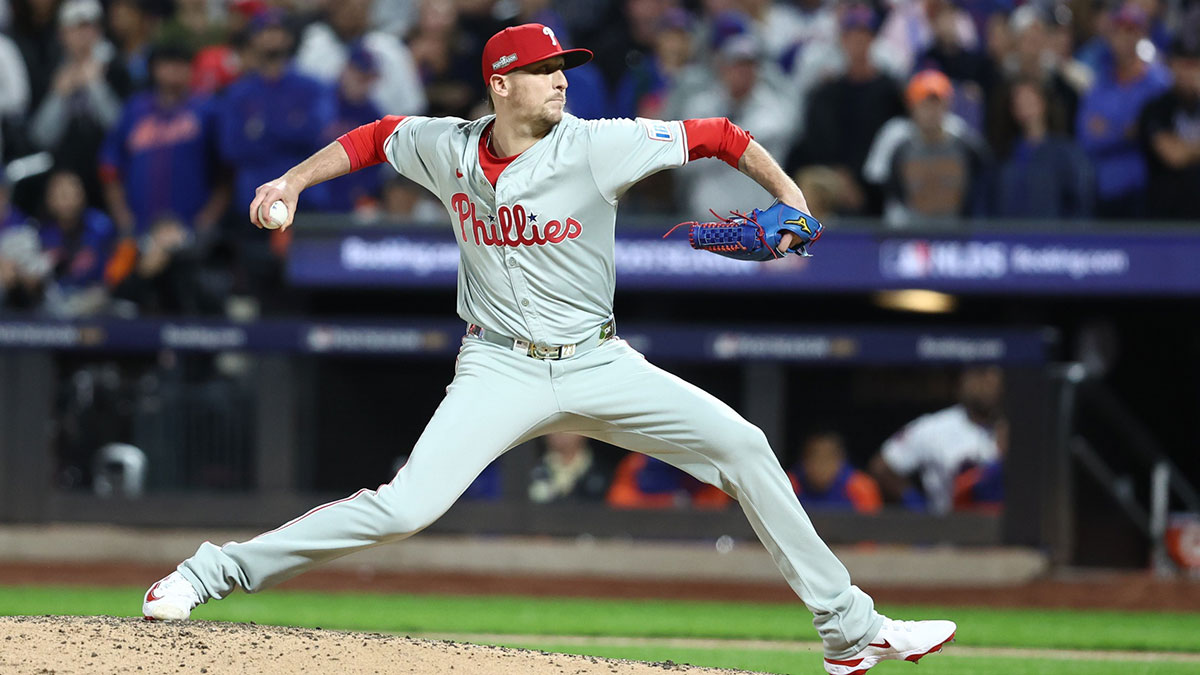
[607,453,730,510]
[788,432,882,514]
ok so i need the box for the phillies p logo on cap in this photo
[481,23,593,81]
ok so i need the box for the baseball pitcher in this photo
[142,24,955,674]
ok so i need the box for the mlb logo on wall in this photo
[880,240,933,279]
[637,118,675,142]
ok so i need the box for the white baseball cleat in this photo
[142,571,201,621]
[823,618,957,675]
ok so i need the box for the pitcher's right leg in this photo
[145,339,559,618]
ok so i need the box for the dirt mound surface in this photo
[0,615,766,675]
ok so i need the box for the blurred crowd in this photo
[511,366,1006,515]
[1,0,1199,318]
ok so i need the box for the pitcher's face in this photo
[499,56,568,127]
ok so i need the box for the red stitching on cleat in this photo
[906,631,956,663]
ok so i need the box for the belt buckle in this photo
[529,342,566,360]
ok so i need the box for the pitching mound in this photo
[0,615,766,674]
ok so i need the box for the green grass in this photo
[2,584,1198,656]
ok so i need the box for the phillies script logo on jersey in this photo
[452,193,582,247]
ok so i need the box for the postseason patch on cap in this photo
[492,53,518,71]
[636,118,675,142]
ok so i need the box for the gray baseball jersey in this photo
[385,112,686,345]
[176,112,884,659]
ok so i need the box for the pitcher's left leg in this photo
[557,340,881,658]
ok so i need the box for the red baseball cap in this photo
[481,23,592,82]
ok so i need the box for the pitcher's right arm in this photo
[249,115,406,230]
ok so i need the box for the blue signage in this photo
[0,318,1051,365]
[287,227,1200,295]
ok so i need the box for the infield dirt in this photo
[0,615,766,675]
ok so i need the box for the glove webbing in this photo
[662,209,781,259]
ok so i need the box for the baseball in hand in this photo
[264,200,289,230]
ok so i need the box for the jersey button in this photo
[507,257,518,268]
[521,299,530,307]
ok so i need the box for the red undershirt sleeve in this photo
[337,115,406,171]
[682,117,753,168]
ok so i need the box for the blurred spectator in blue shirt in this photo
[1138,38,1200,221]
[100,42,227,238]
[321,45,386,214]
[219,13,335,215]
[614,8,694,120]
[996,78,1093,218]
[1076,4,1170,218]
[562,62,610,121]
[39,170,116,316]
[787,432,882,514]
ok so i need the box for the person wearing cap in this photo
[876,0,978,78]
[217,12,335,215]
[790,4,904,216]
[588,0,674,92]
[99,41,227,240]
[1138,37,1200,220]
[1076,2,1170,218]
[916,0,996,132]
[787,1,904,143]
[862,69,990,227]
[294,0,425,117]
[669,33,800,216]
[613,7,694,120]
[319,43,386,213]
[144,23,957,674]
[28,0,132,209]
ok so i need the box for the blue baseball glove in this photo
[667,202,823,262]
